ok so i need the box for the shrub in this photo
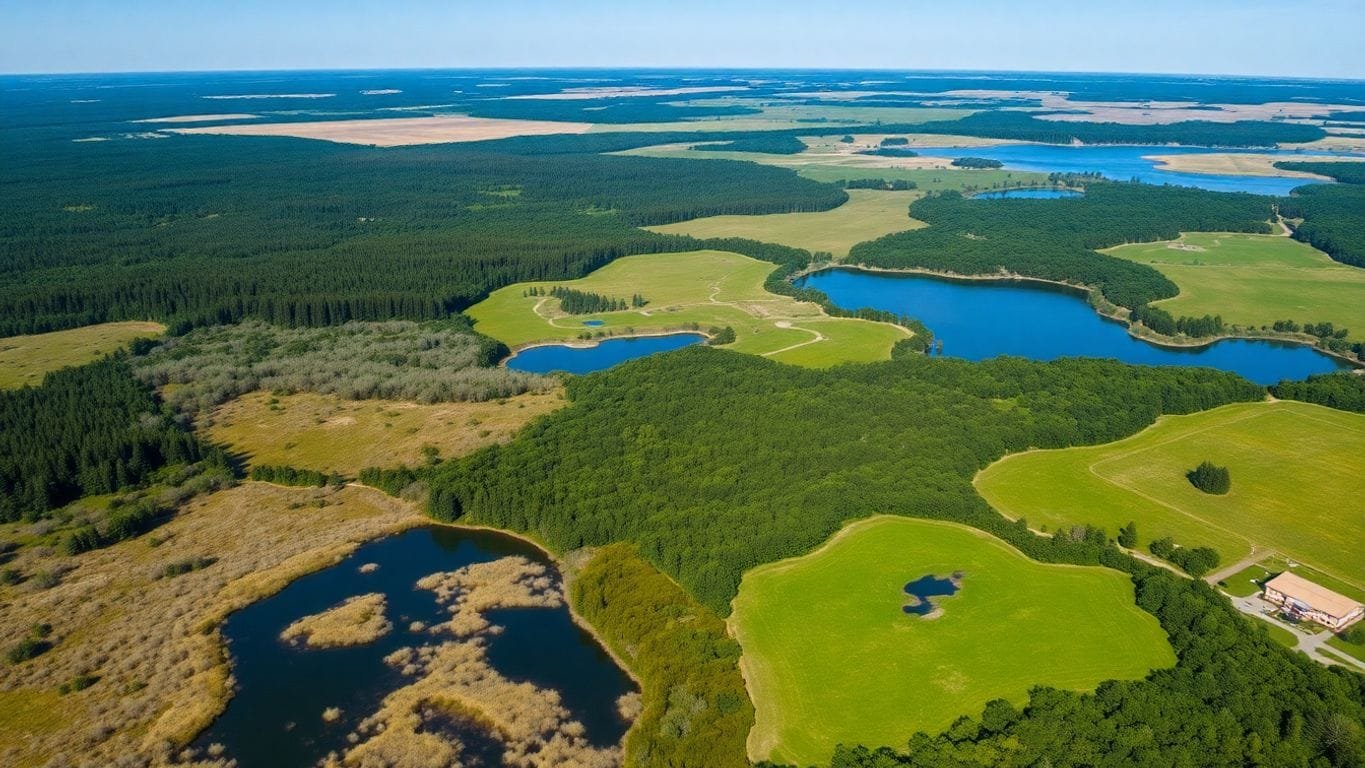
[1117,521,1138,549]
[7,637,51,664]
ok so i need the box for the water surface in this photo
[800,269,1350,385]
[506,333,705,375]
[903,574,960,616]
[913,144,1361,195]
[195,526,635,767]
[973,188,1084,200]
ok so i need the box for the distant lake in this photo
[799,269,1350,385]
[913,144,1361,195]
[506,333,706,374]
[195,526,635,767]
[973,188,1084,200]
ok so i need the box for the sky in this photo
[2,0,1363,79]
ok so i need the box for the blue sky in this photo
[3,0,1362,78]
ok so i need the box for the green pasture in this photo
[467,249,908,367]
[730,516,1173,766]
[0,321,165,389]
[976,401,1365,592]
[1106,233,1365,341]
[645,189,924,258]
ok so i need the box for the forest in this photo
[913,110,1325,146]
[849,184,1274,310]
[1275,162,1365,269]
[698,135,809,155]
[396,349,1262,614]
[1270,372,1365,414]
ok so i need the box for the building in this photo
[1262,571,1364,631]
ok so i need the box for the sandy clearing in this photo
[132,113,259,124]
[510,85,748,100]
[1144,153,1349,179]
[202,93,334,100]
[1288,135,1365,153]
[171,115,594,147]
[1038,100,1363,125]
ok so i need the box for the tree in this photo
[1118,521,1138,549]
[1187,461,1231,494]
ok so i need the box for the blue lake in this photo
[799,269,1351,385]
[913,144,1361,195]
[506,333,706,375]
[973,188,1084,200]
[195,526,635,767]
[903,574,960,616]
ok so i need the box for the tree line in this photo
[1275,162,1365,270]
[914,110,1326,147]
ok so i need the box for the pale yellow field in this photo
[645,189,924,258]
[469,250,908,367]
[1145,153,1347,178]
[0,321,165,389]
[172,115,594,146]
[132,113,259,124]
[0,483,421,768]
[205,388,566,475]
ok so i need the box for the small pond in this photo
[505,332,706,375]
[912,144,1363,195]
[973,188,1084,200]
[903,574,961,616]
[194,525,636,767]
[798,269,1351,385]
[582,319,605,327]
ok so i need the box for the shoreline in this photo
[800,264,1363,368]
[499,329,712,367]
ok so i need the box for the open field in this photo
[205,388,565,475]
[0,321,164,389]
[1105,233,1365,341]
[976,401,1365,590]
[132,113,259,124]
[730,516,1173,766]
[173,115,594,146]
[645,189,924,258]
[467,250,908,367]
[1144,153,1346,179]
[0,483,421,768]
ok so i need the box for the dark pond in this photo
[973,188,1084,200]
[582,319,605,327]
[194,525,636,767]
[913,144,1362,195]
[903,574,960,616]
[505,332,706,375]
[799,269,1351,385]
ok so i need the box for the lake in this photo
[912,144,1361,195]
[903,574,961,616]
[505,332,706,374]
[973,188,1083,200]
[799,269,1350,385]
[194,525,636,767]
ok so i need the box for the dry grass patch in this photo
[132,114,259,124]
[0,321,163,390]
[172,115,593,147]
[281,593,392,648]
[0,482,422,768]
[205,388,565,475]
[1146,153,1347,178]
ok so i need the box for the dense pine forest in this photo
[913,111,1326,146]
[1275,162,1365,268]
[849,183,1273,310]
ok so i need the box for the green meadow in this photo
[467,249,908,367]
[1105,233,1365,341]
[0,321,165,389]
[730,516,1173,767]
[645,189,924,258]
[976,401,1365,591]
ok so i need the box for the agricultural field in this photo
[0,321,163,389]
[730,516,1173,767]
[645,189,924,258]
[1106,232,1365,340]
[976,401,1365,591]
[205,388,565,475]
[467,249,908,367]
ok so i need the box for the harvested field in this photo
[132,114,259,124]
[509,86,747,100]
[1145,153,1346,178]
[0,483,422,768]
[172,115,594,146]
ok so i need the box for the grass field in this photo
[1328,636,1365,663]
[644,189,924,258]
[729,516,1173,766]
[1106,233,1365,341]
[0,321,164,389]
[205,388,565,475]
[976,401,1365,591]
[467,250,909,367]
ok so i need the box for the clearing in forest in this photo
[730,516,1173,767]
[0,321,164,389]
[1105,233,1365,341]
[173,115,594,146]
[644,189,924,259]
[976,401,1365,590]
[206,388,565,476]
[467,250,908,367]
